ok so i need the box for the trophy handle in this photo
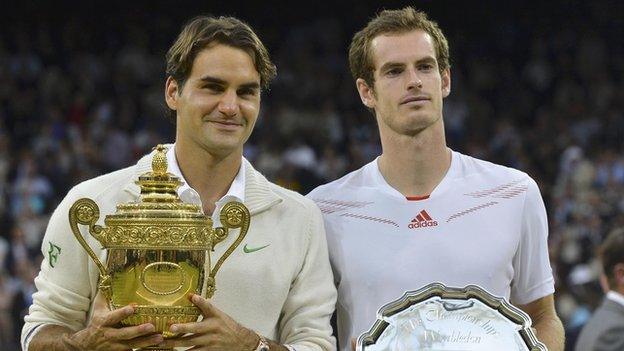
[68,198,112,299]
[209,202,250,287]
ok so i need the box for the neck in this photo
[377,118,451,197]
[174,140,242,214]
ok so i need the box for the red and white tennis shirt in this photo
[307,150,555,350]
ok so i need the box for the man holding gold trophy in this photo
[22,16,336,351]
[308,7,565,351]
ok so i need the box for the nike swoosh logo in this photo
[243,243,270,253]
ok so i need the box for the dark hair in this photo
[600,228,624,288]
[166,15,276,91]
[348,7,450,86]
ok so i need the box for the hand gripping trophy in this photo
[68,145,250,351]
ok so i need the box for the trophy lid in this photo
[95,144,212,249]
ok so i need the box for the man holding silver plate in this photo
[308,7,564,351]
[23,16,336,351]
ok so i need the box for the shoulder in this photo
[578,303,624,350]
[454,151,542,195]
[262,182,327,246]
[601,299,624,323]
[579,299,624,330]
[67,164,136,201]
[456,152,533,183]
[307,163,371,200]
[268,181,321,215]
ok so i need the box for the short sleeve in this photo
[510,177,555,305]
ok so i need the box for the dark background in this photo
[1,0,622,349]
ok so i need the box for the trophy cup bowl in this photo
[68,145,250,351]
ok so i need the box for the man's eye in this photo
[204,84,224,92]
[419,64,434,71]
[238,88,257,97]
[386,68,402,76]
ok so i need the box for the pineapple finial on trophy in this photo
[152,144,168,175]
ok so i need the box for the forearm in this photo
[28,324,77,351]
[533,314,565,351]
[519,294,564,351]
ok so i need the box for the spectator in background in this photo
[575,228,624,351]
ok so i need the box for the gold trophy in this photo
[68,145,250,351]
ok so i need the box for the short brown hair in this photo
[600,228,624,288]
[166,16,276,91]
[348,7,450,86]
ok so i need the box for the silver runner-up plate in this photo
[357,282,547,351]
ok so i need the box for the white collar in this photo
[606,291,624,308]
[166,144,245,225]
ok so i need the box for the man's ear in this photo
[165,76,180,111]
[356,78,376,109]
[614,263,624,287]
[441,68,451,98]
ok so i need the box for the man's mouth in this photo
[207,120,244,130]
[211,120,241,125]
[400,95,430,105]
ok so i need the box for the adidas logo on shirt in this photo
[408,210,438,229]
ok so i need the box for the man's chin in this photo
[407,113,441,127]
[200,140,243,158]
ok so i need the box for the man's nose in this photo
[406,68,423,90]
[218,90,239,117]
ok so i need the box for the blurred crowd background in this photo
[1,1,622,349]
